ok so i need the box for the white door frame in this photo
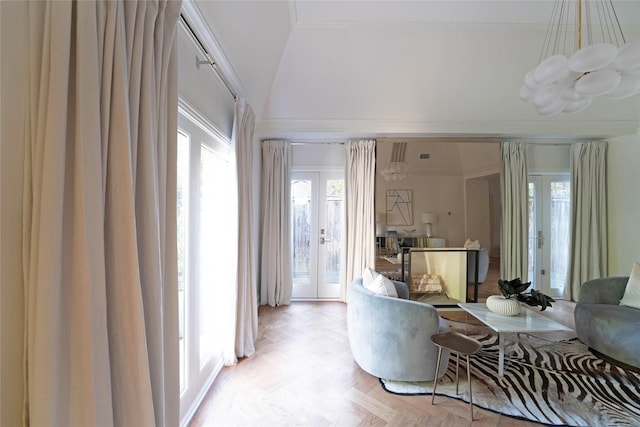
[291,169,344,300]
[529,174,570,299]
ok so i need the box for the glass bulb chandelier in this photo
[381,142,412,181]
[519,0,640,116]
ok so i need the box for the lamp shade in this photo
[422,213,437,224]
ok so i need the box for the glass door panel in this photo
[318,176,344,298]
[292,175,317,298]
[548,180,570,293]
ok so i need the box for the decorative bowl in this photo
[486,295,521,316]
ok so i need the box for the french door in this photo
[528,175,570,299]
[177,104,235,425]
[291,171,344,299]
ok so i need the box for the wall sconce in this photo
[422,213,437,238]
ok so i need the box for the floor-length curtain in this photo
[568,140,608,300]
[22,1,181,425]
[260,140,293,306]
[232,99,258,360]
[500,141,529,281]
[344,139,376,301]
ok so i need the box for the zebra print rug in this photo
[380,321,640,426]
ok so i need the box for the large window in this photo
[177,102,236,425]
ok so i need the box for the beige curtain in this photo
[569,140,608,300]
[22,1,181,425]
[344,139,377,301]
[500,141,529,282]
[260,140,293,306]
[232,99,258,360]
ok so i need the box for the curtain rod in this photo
[290,142,346,146]
[179,14,237,101]
[524,141,583,146]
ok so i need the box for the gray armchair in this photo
[347,277,450,381]
[574,276,640,370]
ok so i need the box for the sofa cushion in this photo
[619,262,640,309]
[464,238,481,249]
[362,267,377,287]
[364,273,398,297]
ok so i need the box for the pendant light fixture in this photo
[519,0,640,116]
[381,142,412,181]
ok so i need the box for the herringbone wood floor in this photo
[190,260,575,426]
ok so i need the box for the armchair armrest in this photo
[578,276,629,304]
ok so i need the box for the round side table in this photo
[431,332,483,421]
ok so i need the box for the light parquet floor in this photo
[190,258,575,426]
[190,302,554,426]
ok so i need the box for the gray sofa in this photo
[574,276,640,370]
[347,277,450,381]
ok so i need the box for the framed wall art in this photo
[386,189,413,226]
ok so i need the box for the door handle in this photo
[320,237,332,244]
[537,230,543,249]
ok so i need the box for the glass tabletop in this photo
[458,303,573,333]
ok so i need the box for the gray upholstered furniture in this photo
[347,277,450,381]
[574,276,640,370]
[467,248,489,284]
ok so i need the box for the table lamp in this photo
[422,213,437,238]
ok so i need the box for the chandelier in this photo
[381,142,412,181]
[519,0,640,116]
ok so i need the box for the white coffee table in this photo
[457,303,573,376]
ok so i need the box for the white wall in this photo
[527,144,571,174]
[608,134,640,275]
[1,2,28,425]
[291,144,345,169]
[375,173,465,246]
[458,142,499,178]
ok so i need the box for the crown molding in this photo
[256,118,639,140]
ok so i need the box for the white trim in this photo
[257,118,638,140]
[463,165,501,180]
[179,359,224,427]
[292,166,343,173]
[178,98,230,146]
[180,1,245,99]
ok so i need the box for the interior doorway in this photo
[465,173,501,258]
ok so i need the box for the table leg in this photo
[498,333,505,376]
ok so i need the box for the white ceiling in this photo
[191,0,640,141]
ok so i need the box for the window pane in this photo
[177,131,190,393]
[199,144,232,366]
[527,181,536,284]
[550,180,570,290]
[292,180,312,286]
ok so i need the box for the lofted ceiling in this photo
[190,0,640,141]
